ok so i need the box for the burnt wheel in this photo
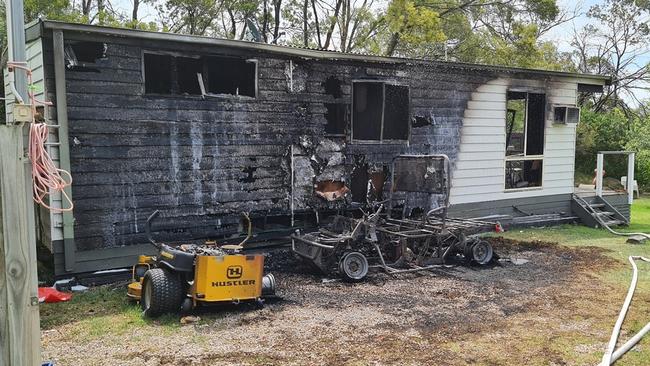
[141,268,185,317]
[471,240,493,265]
[339,252,369,282]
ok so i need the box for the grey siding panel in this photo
[448,193,573,218]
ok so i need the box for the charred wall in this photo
[43,31,499,252]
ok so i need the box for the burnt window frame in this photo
[141,50,258,98]
[504,89,547,192]
[350,80,411,144]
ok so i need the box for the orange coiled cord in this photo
[9,61,73,212]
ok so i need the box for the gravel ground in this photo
[41,238,620,365]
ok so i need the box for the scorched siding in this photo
[42,32,502,252]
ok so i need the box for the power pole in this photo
[0,0,42,364]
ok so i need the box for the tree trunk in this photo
[97,0,105,24]
[132,0,140,26]
[273,0,282,43]
[303,0,309,47]
[311,0,322,48]
[262,0,269,42]
[323,0,343,49]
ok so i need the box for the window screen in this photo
[383,85,409,140]
[352,82,409,142]
[353,82,383,140]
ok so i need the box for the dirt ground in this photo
[41,238,627,365]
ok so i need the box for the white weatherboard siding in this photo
[3,39,63,244]
[450,77,578,205]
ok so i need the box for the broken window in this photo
[505,91,546,190]
[143,53,256,97]
[176,57,203,95]
[352,81,410,142]
[206,57,256,97]
[64,41,107,71]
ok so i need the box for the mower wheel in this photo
[471,240,494,265]
[339,252,369,282]
[141,268,185,317]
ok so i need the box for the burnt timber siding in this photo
[43,30,503,260]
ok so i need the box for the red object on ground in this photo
[38,287,72,303]
[495,222,504,233]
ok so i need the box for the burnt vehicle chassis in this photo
[291,155,497,281]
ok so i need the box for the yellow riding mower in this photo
[128,211,276,317]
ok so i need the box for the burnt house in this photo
[8,20,617,276]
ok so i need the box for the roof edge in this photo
[31,19,612,85]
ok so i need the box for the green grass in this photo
[482,195,650,365]
[39,283,180,336]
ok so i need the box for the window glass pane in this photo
[383,84,409,140]
[144,53,172,94]
[506,92,526,156]
[526,93,545,155]
[505,159,543,189]
[352,82,383,140]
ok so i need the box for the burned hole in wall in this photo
[323,76,343,98]
[324,103,349,135]
[315,180,349,201]
[350,163,369,203]
[64,41,107,71]
[412,115,431,128]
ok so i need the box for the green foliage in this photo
[576,108,650,190]
[385,0,446,52]
[626,119,650,190]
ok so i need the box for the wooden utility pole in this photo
[0,0,42,364]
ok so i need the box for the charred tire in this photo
[471,240,494,265]
[339,252,369,282]
[141,268,185,317]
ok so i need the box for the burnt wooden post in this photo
[0,0,42,364]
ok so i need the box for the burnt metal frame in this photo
[291,154,496,276]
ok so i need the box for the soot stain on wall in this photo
[47,33,501,251]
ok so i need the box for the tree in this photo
[572,0,650,116]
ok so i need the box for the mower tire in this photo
[141,268,185,317]
[339,251,369,282]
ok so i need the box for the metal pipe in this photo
[290,234,336,250]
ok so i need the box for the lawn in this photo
[39,197,650,365]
